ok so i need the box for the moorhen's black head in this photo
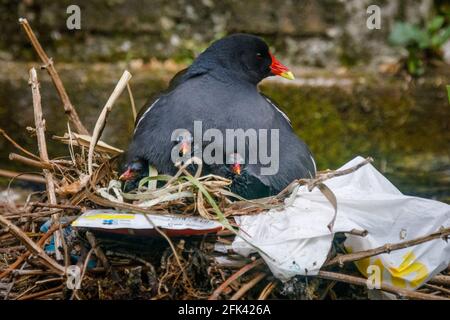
[192,34,294,84]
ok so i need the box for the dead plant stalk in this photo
[29,68,64,262]
[19,18,88,135]
[87,70,132,175]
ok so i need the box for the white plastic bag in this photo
[232,156,450,289]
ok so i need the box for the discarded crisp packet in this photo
[232,156,450,289]
[71,209,224,236]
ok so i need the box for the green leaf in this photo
[407,56,424,76]
[182,175,234,231]
[427,16,445,33]
[138,175,172,189]
[389,22,418,46]
[431,26,450,48]
[389,21,432,49]
[447,85,450,105]
[414,28,431,49]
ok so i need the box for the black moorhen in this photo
[122,33,316,198]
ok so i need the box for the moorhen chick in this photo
[216,153,273,199]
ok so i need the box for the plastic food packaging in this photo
[232,156,450,289]
[72,209,223,237]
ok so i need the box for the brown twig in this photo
[106,250,156,274]
[126,82,137,121]
[309,157,374,190]
[0,222,61,279]
[87,70,132,175]
[29,67,63,262]
[142,213,194,289]
[0,215,65,275]
[257,280,277,300]
[209,259,263,300]
[71,248,94,300]
[230,272,266,300]
[19,18,88,135]
[0,128,40,160]
[11,269,54,276]
[345,229,368,237]
[30,202,82,211]
[0,169,46,184]
[9,153,53,170]
[429,275,450,286]
[325,227,450,267]
[18,285,64,300]
[317,271,448,300]
[85,231,120,283]
[423,283,450,296]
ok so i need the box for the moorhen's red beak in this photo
[269,53,295,80]
[119,168,134,181]
[231,163,241,175]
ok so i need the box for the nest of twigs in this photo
[1,18,449,300]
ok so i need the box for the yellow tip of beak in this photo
[279,71,295,80]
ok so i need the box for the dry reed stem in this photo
[87,70,132,175]
[308,157,374,190]
[9,153,54,170]
[429,275,450,286]
[19,18,88,135]
[70,248,94,300]
[30,202,82,211]
[0,222,61,279]
[317,271,449,300]
[18,285,64,300]
[126,82,137,121]
[230,272,266,300]
[142,213,194,289]
[0,215,65,275]
[423,283,450,296]
[257,280,276,300]
[0,169,46,184]
[0,128,40,160]
[29,67,63,262]
[325,227,450,267]
[209,259,263,300]
[85,231,120,283]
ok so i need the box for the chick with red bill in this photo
[218,153,273,200]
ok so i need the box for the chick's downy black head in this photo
[119,158,149,192]
[220,153,271,200]
[193,34,294,84]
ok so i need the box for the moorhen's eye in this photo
[256,53,263,60]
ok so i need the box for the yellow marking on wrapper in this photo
[83,214,135,220]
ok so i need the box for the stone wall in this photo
[0,0,437,67]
